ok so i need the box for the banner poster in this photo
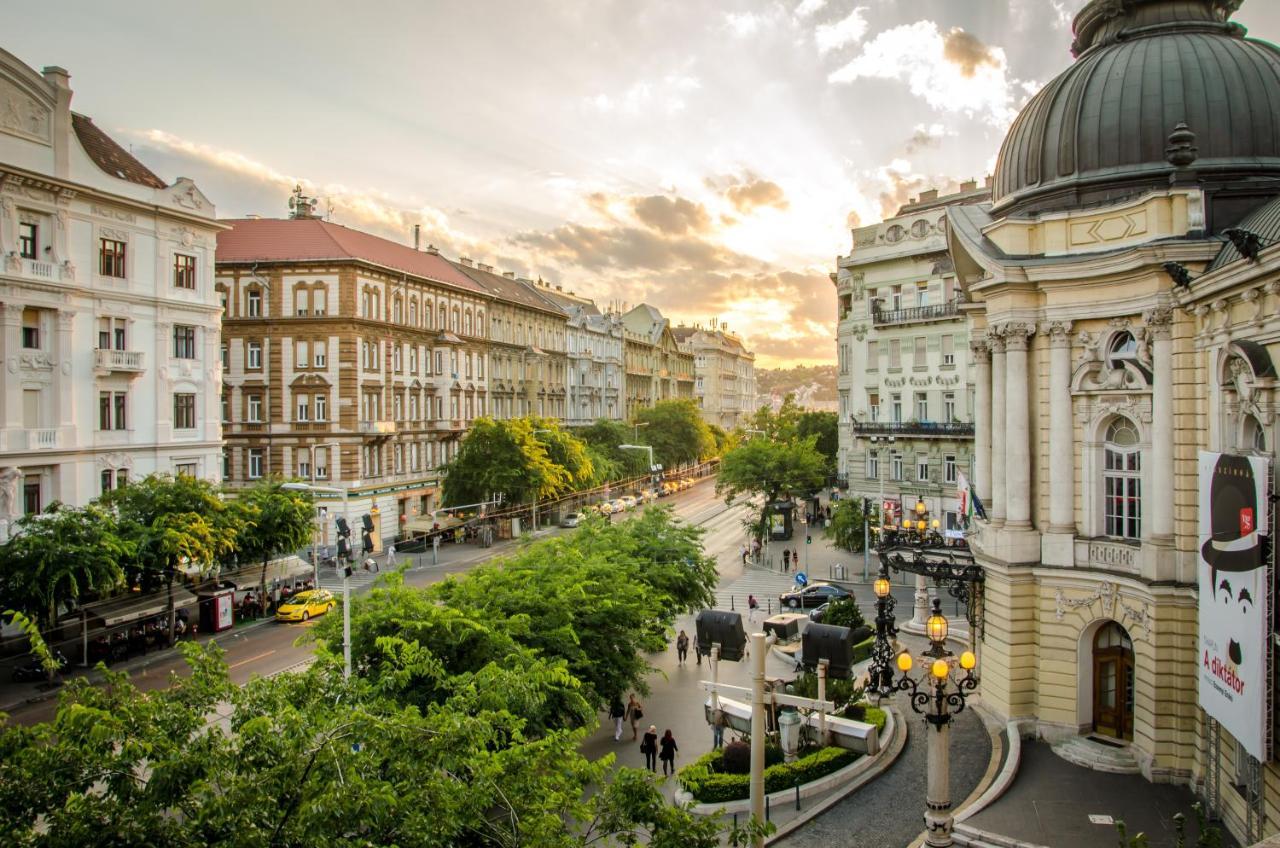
[1198,451,1271,761]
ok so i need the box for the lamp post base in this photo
[925,716,954,847]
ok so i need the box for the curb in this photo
[955,719,1022,824]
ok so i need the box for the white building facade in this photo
[673,322,757,430]
[539,290,624,426]
[833,184,987,530]
[0,50,223,534]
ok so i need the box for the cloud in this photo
[510,222,739,273]
[631,195,712,235]
[814,7,869,54]
[794,0,827,18]
[725,11,765,37]
[904,122,957,153]
[827,21,1021,127]
[721,174,790,213]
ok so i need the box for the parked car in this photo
[560,512,583,528]
[779,582,851,610]
[620,495,638,510]
[275,589,337,622]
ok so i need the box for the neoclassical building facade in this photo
[0,49,223,535]
[672,321,757,431]
[947,1,1280,842]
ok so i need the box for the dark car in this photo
[779,582,850,610]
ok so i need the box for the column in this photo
[988,330,1006,525]
[1003,323,1033,528]
[1146,307,1174,541]
[1046,321,1074,533]
[924,719,953,847]
[0,304,25,443]
[56,310,75,430]
[971,339,991,503]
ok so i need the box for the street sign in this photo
[806,535,812,545]
[795,571,807,586]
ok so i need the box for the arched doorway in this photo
[1092,621,1134,740]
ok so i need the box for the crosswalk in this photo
[712,568,802,616]
[315,564,385,594]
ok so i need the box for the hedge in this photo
[678,745,860,804]
[850,634,876,664]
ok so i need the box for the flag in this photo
[957,471,987,525]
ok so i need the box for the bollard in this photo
[731,595,735,611]
[768,599,773,615]
[765,794,771,822]
[795,781,801,811]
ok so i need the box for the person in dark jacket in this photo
[641,725,659,771]
[609,697,626,741]
[658,729,679,776]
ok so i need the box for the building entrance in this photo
[1092,621,1134,740]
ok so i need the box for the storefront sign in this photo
[1198,452,1271,761]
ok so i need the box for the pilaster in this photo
[1145,306,1174,543]
[1002,322,1035,528]
[989,331,1006,526]
[972,338,991,503]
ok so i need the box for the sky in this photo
[11,1,1280,367]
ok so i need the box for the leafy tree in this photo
[798,410,839,472]
[529,418,595,491]
[707,423,736,457]
[717,434,827,511]
[230,479,314,606]
[0,643,723,847]
[634,399,715,468]
[826,497,868,553]
[103,475,238,638]
[821,596,867,631]
[577,418,650,477]
[443,417,575,508]
[0,503,132,628]
[748,394,804,442]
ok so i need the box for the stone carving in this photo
[100,226,129,242]
[1142,305,1174,340]
[5,252,20,273]
[0,467,22,518]
[91,204,136,224]
[0,196,12,221]
[60,261,75,282]
[173,185,204,210]
[1054,581,1150,638]
[97,452,132,470]
[986,328,1006,354]
[851,322,868,341]
[0,79,51,142]
[19,352,53,370]
[1042,320,1074,348]
[1001,322,1034,351]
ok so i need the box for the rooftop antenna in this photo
[288,184,321,219]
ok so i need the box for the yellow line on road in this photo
[228,650,276,671]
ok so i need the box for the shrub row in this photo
[679,744,860,804]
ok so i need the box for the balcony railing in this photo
[95,349,146,372]
[851,421,974,438]
[871,302,958,325]
[359,419,396,435]
[29,428,58,450]
[24,259,56,279]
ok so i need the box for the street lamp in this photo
[619,444,660,492]
[867,563,899,698]
[889,597,978,848]
[632,420,649,443]
[283,481,352,680]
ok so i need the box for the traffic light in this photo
[362,514,374,532]
[335,517,351,538]
[362,529,373,554]
[336,536,350,560]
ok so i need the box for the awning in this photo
[82,587,200,628]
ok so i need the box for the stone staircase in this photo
[1050,735,1140,774]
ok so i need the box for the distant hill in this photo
[756,365,838,408]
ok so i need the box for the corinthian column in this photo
[1045,321,1074,533]
[1003,323,1033,528]
[988,330,1006,525]
[1146,307,1174,541]
[971,338,991,504]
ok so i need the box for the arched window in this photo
[1107,331,1137,369]
[438,302,447,329]
[1245,415,1268,454]
[393,296,403,324]
[476,310,485,336]
[424,302,432,328]
[464,309,473,336]
[313,285,327,316]
[409,298,418,326]
[451,306,460,332]
[1103,417,1142,539]
[294,285,309,317]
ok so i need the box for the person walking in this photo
[740,543,748,565]
[609,697,626,741]
[793,548,801,573]
[747,594,759,621]
[676,630,689,664]
[641,725,659,772]
[782,549,791,571]
[712,709,728,749]
[694,637,703,667]
[658,729,679,776]
[626,694,643,740]
[385,542,396,568]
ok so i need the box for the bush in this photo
[840,703,888,730]
[822,597,867,631]
[720,740,750,774]
[679,744,861,804]
[850,634,876,664]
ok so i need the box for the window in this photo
[944,392,956,423]
[394,443,404,474]
[222,451,230,480]
[175,462,198,478]
[246,288,262,318]
[174,393,197,429]
[298,457,311,479]
[295,286,309,316]
[868,391,880,422]
[173,254,196,289]
[221,394,230,422]
[248,449,264,479]
[891,393,902,423]
[18,222,37,259]
[23,481,41,515]
[891,286,902,311]
[942,334,955,366]
[315,447,329,479]
[315,393,327,421]
[866,340,878,370]
[891,452,903,481]
[296,340,309,369]
[914,336,927,368]
[916,393,929,421]
[450,351,458,376]
[247,341,262,370]
[21,307,39,349]
[1103,417,1142,540]
[313,287,326,316]
[296,394,310,422]
[99,391,127,430]
[1245,415,1267,454]
[99,238,127,277]
[101,468,128,494]
[1106,331,1137,369]
[314,342,327,368]
[173,325,197,359]
[917,455,930,482]
[916,285,928,307]
[220,343,228,368]
[393,345,402,373]
[888,338,901,369]
[866,452,879,480]
[247,394,262,423]
[944,454,957,484]
[98,317,127,350]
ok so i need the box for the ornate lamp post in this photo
[891,598,978,847]
[868,564,898,698]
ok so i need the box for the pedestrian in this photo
[740,544,748,565]
[712,709,728,749]
[641,725,659,772]
[694,638,703,666]
[676,630,689,664]
[793,548,801,572]
[659,729,679,776]
[386,542,396,568]
[747,594,759,621]
[782,549,791,571]
[609,697,626,741]
[626,694,644,740]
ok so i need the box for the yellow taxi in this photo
[275,589,337,623]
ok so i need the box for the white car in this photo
[620,495,638,510]
[560,512,583,528]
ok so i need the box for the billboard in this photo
[1198,452,1271,761]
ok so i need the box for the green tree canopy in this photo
[442,417,575,507]
[634,399,715,468]
[825,497,868,553]
[797,410,839,472]
[230,479,314,600]
[747,394,804,442]
[577,419,651,477]
[529,417,595,491]
[716,434,827,507]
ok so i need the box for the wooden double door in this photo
[1092,622,1134,741]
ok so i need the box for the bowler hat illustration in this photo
[1201,454,1262,572]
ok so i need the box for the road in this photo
[2,478,747,727]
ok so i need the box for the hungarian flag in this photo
[957,471,987,525]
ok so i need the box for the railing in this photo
[24,259,55,279]
[359,419,396,435]
[95,349,145,372]
[851,421,974,438]
[29,428,58,450]
[872,302,958,325]
[1076,538,1141,575]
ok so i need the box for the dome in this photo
[991,0,1280,217]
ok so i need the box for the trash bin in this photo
[198,589,235,633]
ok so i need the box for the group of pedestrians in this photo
[609,693,679,775]
[780,547,802,573]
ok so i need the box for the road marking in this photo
[228,650,276,670]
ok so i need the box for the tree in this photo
[230,479,313,606]
[707,423,736,457]
[717,435,827,509]
[825,497,868,553]
[747,393,803,442]
[0,503,132,628]
[103,475,238,639]
[529,418,595,491]
[634,399,715,468]
[797,410,839,473]
[443,417,575,508]
[577,419,650,477]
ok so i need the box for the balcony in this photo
[23,258,56,280]
[851,421,974,438]
[26,428,58,450]
[359,419,396,436]
[95,349,146,373]
[871,302,958,325]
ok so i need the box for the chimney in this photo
[984,174,993,188]
[41,66,72,179]
[555,285,562,291]
[426,244,440,255]
[959,179,977,193]
[918,189,938,203]
[413,224,421,250]
[459,257,474,267]
[503,271,516,279]
[477,263,493,272]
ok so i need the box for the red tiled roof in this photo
[71,113,166,189]
[216,218,484,293]
[450,261,564,316]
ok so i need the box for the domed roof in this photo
[991,0,1280,217]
